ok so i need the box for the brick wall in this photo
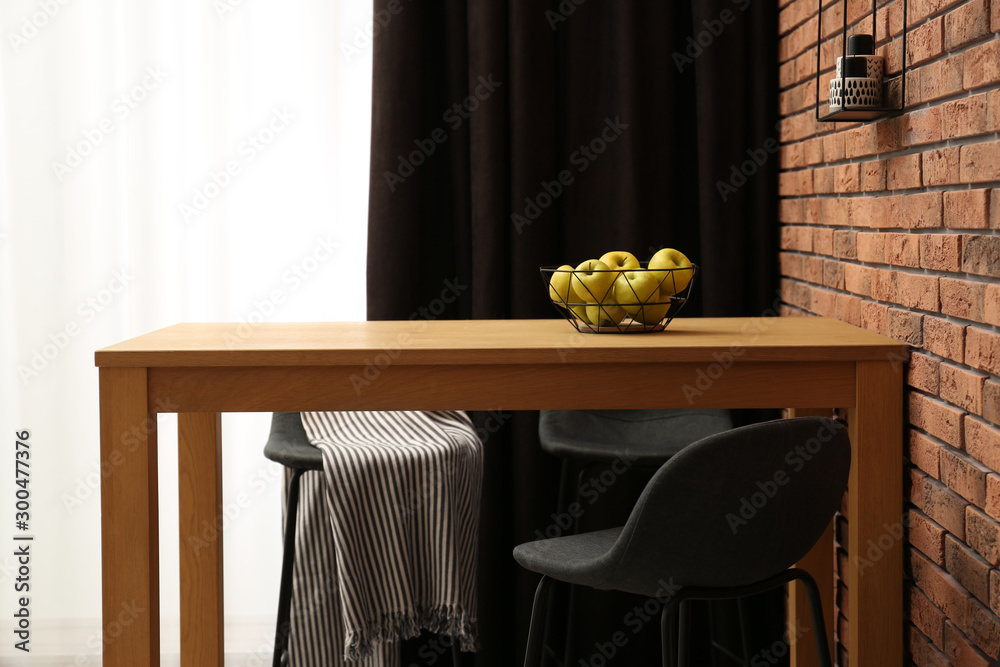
[777,0,1000,664]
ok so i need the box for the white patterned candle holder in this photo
[829,77,882,110]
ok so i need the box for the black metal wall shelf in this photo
[815,0,908,122]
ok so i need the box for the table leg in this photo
[178,413,225,666]
[787,408,835,667]
[100,367,160,667]
[847,360,903,667]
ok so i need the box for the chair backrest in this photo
[603,416,851,594]
[539,408,733,456]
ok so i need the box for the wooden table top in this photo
[95,317,908,368]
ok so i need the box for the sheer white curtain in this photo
[0,0,371,662]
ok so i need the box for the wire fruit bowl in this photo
[540,263,697,333]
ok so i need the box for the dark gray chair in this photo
[537,409,734,662]
[516,416,850,667]
[264,412,463,667]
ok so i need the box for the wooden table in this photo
[96,317,907,667]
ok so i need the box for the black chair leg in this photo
[795,571,832,667]
[677,600,692,667]
[273,468,305,667]
[452,642,462,666]
[525,576,555,667]
[737,597,753,666]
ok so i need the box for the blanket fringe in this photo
[343,604,478,661]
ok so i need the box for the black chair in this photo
[264,412,463,667]
[516,416,850,667]
[538,409,734,662]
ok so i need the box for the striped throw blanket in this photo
[287,411,483,665]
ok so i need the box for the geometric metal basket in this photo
[540,263,697,333]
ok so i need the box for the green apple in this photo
[548,265,577,306]
[614,270,667,321]
[649,248,693,296]
[549,265,591,324]
[587,302,627,327]
[598,250,640,272]
[571,259,616,303]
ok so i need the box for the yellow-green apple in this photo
[548,265,576,306]
[614,269,669,325]
[587,302,627,327]
[549,264,591,323]
[598,250,640,272]
[571,259,616,303]
[648,248,693,295]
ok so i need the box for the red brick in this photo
[945,0,991,49]
[908,625,951,667]
[909,582,946,647]
[962,235,1000,278]
[989,89,1000,133]
[967,506,1000,566]
[922,236,964,272]
[888,153,923,190]
[940,278,985,320]
[779,198,804,224]
[857,160,884,193]
[984,283,1000,327]
[844,263,872,296]
[910,392,964,446]
[885,233,921,267]
[992,190,1000,229]
[780,252,803,280]
[822,258,844,289]
[965,597,1000,658]
[987,474,1000,520]
[834,163,860,193]
[994,0,1000,31]
[940,363,987,414]
[923,146,962,186]
[945,534,991,604]
[910,17,945,66]
[824,197,851,227]
[967,416,1000,474]
[923,316,965,362]
[822,133,845,162]
[967,328,1000,375]
[862,300,889,335]
[945,189,990,229]
[910,430,942,481]
[810,286,837,316]
[961,140,1000,183]
[813,227,834,255]
[857,232,885,263]
[911,546,970,623]
[909,353,941,395]
[943,621,993,667]
[920,55,965,103]
[941,446,989,506]
[871,266,897,302]
[804,255,824,284]
[992,569,1000,616]
[902,191,943,228]
[833,229,857,259]
[984,381,1000,425]
[813,166,835,194]
[895,271,939,310]
[888,308,924,345]
[910,507,947,566]
[941,93,990,139]
[902,106,942,147]
[835,293,861,328]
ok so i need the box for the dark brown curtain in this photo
[366,1,779,664]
